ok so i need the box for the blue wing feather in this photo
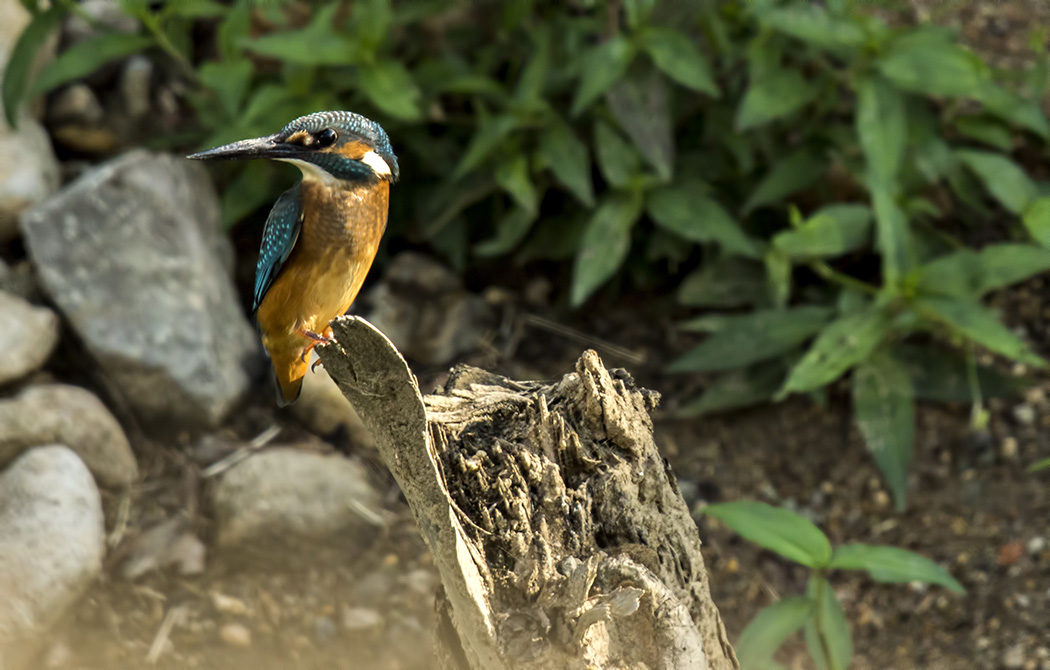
[252,183,302,315]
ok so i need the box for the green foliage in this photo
[5,0,1050,510]
[705,501,963,669]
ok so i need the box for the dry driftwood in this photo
[317,316,737,670]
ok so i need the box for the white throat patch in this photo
[278,150,391,183]
[359,150,391,178]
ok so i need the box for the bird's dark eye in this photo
[315,128,338,147]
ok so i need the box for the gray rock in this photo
[47,83,104,126]
[0,112,60,242]
[120,55,152,120]
[0,384,137,487]
[0,291,59,384]
[366,252,492,365]
[0,446,104,669]
[212,448,383,551]
[20,151,259,425]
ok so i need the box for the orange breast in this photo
[255,178,389,399]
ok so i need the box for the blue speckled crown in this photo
[279,110,399,179]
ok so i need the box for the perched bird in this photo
[188,111,399,405]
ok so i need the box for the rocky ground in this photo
[0,1,1049,669]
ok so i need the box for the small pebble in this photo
[1003,644,1025,669]
[1000,436,1019,459]
[1013,404,1037,426]
[342,606,383,631]
[1026,536,1047,555]
[219,623,252,648]
[211,592,247,616]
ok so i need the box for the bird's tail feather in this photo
[272,354,307,406]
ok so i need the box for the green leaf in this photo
[1023,196,1050,248]
[773,204,872,258]
[514,27,550,103]
[976,244,1050,294]
[870,182,913,288]
[677,258,768,307]
[877,37,983,98]
[974,80,1050,140]
[607,69,674,181]
[539,120,594,206]
[703,501,833,568]
[736,66,820,130]
[359,60,421,121]
[743,149,824,213]
[852,350,914,510]
[243,4,356,65]
[2,5,64,127]
[30,33,154,98]
[765,248,792,309]
[1028,457,1050,472]
[670,307,833,372]
[954,115,1014,151]
[955,149,1037,214]
[571,36,635,116]
[804,576,852,670]
[915,250,982,298]
[594,121,639,188]
[647,185,759,258]
[571,192,644,306]
[454,113,516,178]
[916,296,1046,367]
[779,306,892,396]
[198,59,253,118]
[218,0,252,62]
[495,154,538,216]
[474,207,535,257]
[737,597,815,670]
[164,0,226,18]
[351,0,393,55]
[895,343,1030,403]
[622,0,656,31]
[829,544,965,594]
[639,27,718,95]
[673,362,785,417]
[856,74,906,183]
[757,4,866,49]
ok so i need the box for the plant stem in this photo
[808,260,879,296]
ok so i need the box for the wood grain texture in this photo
[317,316,738,670]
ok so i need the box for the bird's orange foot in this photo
[298,328,334,344]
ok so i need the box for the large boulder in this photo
[0,446,104,669]
[211,447,384,563]
[20,151,260,425]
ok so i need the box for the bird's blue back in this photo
[253,183,302,315]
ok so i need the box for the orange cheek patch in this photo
[337,140,372,160]
[285,130,312,145]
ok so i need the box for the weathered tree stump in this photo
[317,316,737,670]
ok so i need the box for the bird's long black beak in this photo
[186,133,298,161]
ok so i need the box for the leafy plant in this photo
[5,0,1050,509]
[704,500,964,670]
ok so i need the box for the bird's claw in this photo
[311,357,323,373]
[300,329,334,344]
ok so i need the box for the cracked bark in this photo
[317,316,738,670]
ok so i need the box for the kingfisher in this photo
[188,111,399,405]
